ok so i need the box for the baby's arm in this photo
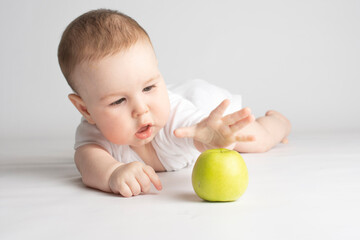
[174,99,291,153]
[174,99,255,151]
[74,144,162,197]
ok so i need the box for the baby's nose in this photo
[132,100,149,118]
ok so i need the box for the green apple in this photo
[192,148,249,202]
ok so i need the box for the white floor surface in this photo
[1,131,359,240]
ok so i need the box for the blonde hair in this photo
[58,9,151,93]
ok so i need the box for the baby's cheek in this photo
[156,95,171,126]
[100,124,131,145]
[157,106,170,127]
[108,132,130,145]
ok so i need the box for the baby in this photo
[58,9,291,197]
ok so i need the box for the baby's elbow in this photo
[80,176,92,188]
[73,149,91,187]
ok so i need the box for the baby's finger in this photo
[235,135,256,142]
[119,182,133,198]
[126,179,141,196]
[230,114,255,132]
[143,165,163,191]
[209,99,230,120]
[174,126,196,139]
[223,107,251,126]
[136,174,151,193]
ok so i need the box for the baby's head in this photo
[58,9,151,94]
[58,9,170,146]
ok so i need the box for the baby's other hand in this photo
[108,162,162,197]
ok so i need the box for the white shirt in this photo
[74,79,242,171]
[74,91,206,171]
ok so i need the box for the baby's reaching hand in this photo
[174,99,256,150]
[108,162,162,197]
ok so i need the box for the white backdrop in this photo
[1,0,359,140]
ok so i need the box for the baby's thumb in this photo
[174,126,196,139]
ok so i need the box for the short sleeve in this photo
[74,117,113,155]
[168,79,242,115]
[152,92,206,171]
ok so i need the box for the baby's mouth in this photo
[135,124,153,140]
[138,124,150,133]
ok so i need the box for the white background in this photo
[0,0,359,140]
[1,2,359,239]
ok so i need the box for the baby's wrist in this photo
[193,140,209,152]
[108,163,125,185]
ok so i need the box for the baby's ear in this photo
[68,94,95,124]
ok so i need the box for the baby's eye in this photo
[110,98,126,106]
[143,85,155,92]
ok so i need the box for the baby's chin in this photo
[133,125,163,146]
[108,124,164,146]
[129,136,155,147]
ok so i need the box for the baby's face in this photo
[73,41,170,146]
